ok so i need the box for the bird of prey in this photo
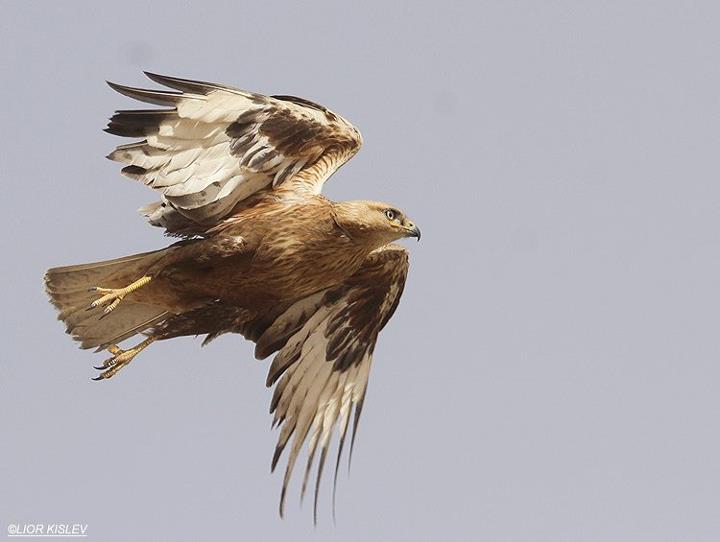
[44,73,420,520]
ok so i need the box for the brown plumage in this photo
[44,73,420,521]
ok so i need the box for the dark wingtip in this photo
[104,80,181,106]
[143,71,164,84]
[332,421,350,523]
[313,447,329,527]
[271,444,284,472]
[106,80,124,92]
[279,485,287,519]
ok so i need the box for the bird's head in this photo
[332,200,421,249]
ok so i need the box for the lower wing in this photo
[151,244,410,521]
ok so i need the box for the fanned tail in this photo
[44,249,169,350]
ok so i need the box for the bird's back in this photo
[182,196,371,304]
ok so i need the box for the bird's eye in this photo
[385,209,396,221]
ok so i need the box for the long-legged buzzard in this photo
[45,73,420,521]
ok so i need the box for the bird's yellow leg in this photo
[89,275,152,315]
[92,336,156,380]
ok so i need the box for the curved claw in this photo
[91,337,156,380]
[93,355,119,371]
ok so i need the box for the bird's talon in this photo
[92,337,155,380]
[103,299,121,314]
[94,355,118,371]
[87,276,152,314]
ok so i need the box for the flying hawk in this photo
[44,73,420,520]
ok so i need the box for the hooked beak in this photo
[405,223,421,241]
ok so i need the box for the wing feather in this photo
[140,244,410,521]
[105,73,362,235]
[256,245,410,520]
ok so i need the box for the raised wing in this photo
[105,73,363,235]
[253,245,409,521]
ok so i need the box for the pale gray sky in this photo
[2,1,720,540]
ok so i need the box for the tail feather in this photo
[45,249,169,350]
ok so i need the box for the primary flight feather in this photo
[44,73,420,521]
